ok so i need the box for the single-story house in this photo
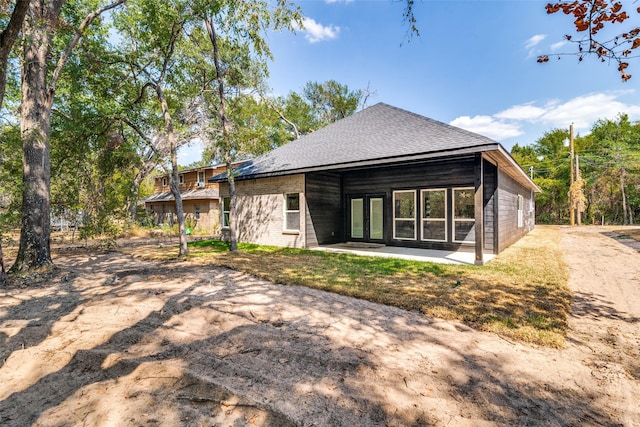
[212,103,539,264]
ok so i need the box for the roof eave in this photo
[485,146,541,192]
[216,143,502,182]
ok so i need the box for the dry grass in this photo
[120,225,571,347]
[611,227,640,241]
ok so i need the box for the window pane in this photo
[395,220,415,239]
[351,198,364,238]
[370,198,383,240]
[223,213,230,227]
[455,220,475,242]
[423,221,446,241]
[223,197,230,211]
[423,190,445,219]
[394,191,415,219]
[454,189,474,219]
[286,212,300,231]
[286,193,299,211]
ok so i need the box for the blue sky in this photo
[179,0,640,164]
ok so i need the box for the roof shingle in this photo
[230,103,500,179]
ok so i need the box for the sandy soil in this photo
[0,226,638,426]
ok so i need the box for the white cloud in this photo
[450,115,524,140]
[298,17,340,43]
[525,34,546,49]
[550,40,567,51]
[538,92,640,131]
[525,34,546,57]
[451,91,640,146]
[495,104,546,121]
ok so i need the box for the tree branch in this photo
[264,97,299,139]
[0,0,30,109]
[48,0,127,104]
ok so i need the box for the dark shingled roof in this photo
[213,103,537,190]
[141,188,220,203]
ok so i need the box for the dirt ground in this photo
[0,226,638,426]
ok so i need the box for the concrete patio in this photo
[311,242,495,265]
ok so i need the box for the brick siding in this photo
[220,174,307,248]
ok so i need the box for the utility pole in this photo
[569,123,575,226]
[576,154,581,226]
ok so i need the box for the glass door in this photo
[349,195,384,242]
[351,198,364,239]
[369,197,384,240]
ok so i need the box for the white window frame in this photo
[392,190,417,240]
[529,190,534,213]
[221,197,230,228]
[420,188,447,242]
[283,193,300,233]
[517,194,524,228]
[453,187,475,244]
[179,174,184,184]
[350,198,364,239]
[197,171,205,183]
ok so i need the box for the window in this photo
[222,197,230,228]
[179,174,184,184]
[351,198,364,239]
[284,193,300,232]
[529,191,534,213]
[198,171,205,183]
[393,190,416,240]
[453,188,475,243]
[162,177,167,187]
[194,204,200,220]
[421,189,447,242]
[517,194,524,228]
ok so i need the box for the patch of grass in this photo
[612,227,640,242]
[122,225,571,347]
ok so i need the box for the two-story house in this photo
[142,163,237,233]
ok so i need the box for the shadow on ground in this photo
[0,251,627,426]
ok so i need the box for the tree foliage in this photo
[0,0,407,276]
[513,115,640,225]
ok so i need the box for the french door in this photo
[349,195,384,242]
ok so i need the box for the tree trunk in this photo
[156,84,188,256]
[127,173,142,223]
[225,152,237,251]
[620,169,628,225]
[206,17,237,251]
[0,0,31,280]
[0,237,7,283]
[10,0,125,273]
[11,1,57,273]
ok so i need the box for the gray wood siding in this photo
[342,158,476,194]
[305,172,343,245]
[341,158,477,251]
[483,160,498,253]
[497,169,535,252]
[300,157,533,254]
